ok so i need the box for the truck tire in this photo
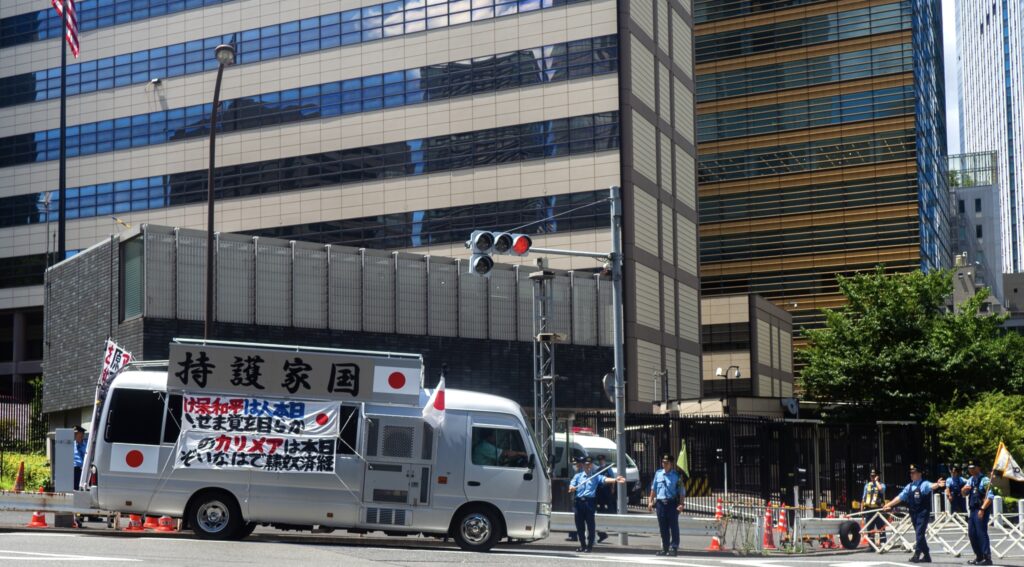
[188,491,243,540]
[452,507,501,552]
[234,522,257,540]
[838,520,861,550]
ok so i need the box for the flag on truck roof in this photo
[374,365,419,397]
[422,377,445,429]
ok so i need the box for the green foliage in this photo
[798,267,1024,420]
[27,376,47,452]
[935,393,1024,466]
[0,452,49,491]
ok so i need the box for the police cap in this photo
[582,456,593,464]
[661,454,673,463]
[870,469,879,476]
[73,425,86,433]
[908,464,921,473]
[967,461,978,470]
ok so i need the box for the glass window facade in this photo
[695,2,911,63]
[244,190,609,250]
[696,43,913,103]
[0,111,618,228]
[0,35,617,167]
[0,0,589,109]
[0,254,48,289]
[0,0,233,50]
[697,85,914,143]
[698,129,916,183]
[701,322,750,353]
[693,0,826,24]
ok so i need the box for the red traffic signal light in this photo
[511,234,532,256]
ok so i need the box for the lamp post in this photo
[205,43,235,340]
[715,365,740,415]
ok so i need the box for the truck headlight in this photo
[538,502,551,516]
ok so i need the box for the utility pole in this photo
[530,266,558,472]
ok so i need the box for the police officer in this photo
[72,426,87,489]
[962,461,994,565]
[647,454,685,556]
[882,464,945,563]
[862,469,887,544]
[568,456,625,553]
[945,465,968,514]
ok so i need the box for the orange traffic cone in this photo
[123,514,145,532]
[12,461,25,492]
[705,497,724,551]
[143,515,160,530]
[763,502,776,550]
[26,511,48,528]
[155,516,177,532]
[820,507,838,548]
[37,485,45,494]
[714,497,724,520]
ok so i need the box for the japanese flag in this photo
[110,443,159,474]
[422,377,445,429]
[373,366,420,396]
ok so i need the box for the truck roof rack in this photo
[171,338,422,361]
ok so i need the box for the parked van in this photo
[552,429,640,491]
[83,339,550,551]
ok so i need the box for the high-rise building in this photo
[0,0,700,415]
[949,151,1004,304]
[957,0,1024,274]
[694,0,950,335]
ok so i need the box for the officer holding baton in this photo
[569,456,625,553]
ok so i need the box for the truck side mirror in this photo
[528,453,536,470]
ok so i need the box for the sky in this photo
[943,0,961,154]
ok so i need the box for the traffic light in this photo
[469,230,496,276]
[466,231,533,275]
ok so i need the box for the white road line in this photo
[0,533,81,537]
[0,549,140,561]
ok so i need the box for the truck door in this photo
[361,415,434,529]
[464,416,538,524]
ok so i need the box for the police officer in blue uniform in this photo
[647,454,685,556]
[569,456,625,553]
[945,465,968,514]
[883,464,946,563]
[962,461,994,566]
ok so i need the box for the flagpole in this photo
[57,0,67,258]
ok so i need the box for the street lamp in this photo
[205,43,235,340]
[715,365,741,415]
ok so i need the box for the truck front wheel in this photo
[188,491,243,540]
[452,507,501,552]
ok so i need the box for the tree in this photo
[935,392,1024,466]
[798,267,1024,420]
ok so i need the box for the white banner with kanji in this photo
[174,431,336,473]
[179,395,340,437]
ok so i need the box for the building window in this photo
[958,199,965,214]
[975,198,982,213]
[976,225,983,239]
[120,236,145,321]
[701,322,751,352]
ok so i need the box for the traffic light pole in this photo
[521,186,628,544]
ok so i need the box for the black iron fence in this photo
[561,412,932,515]
[0,378,44,454]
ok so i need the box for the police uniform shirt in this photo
[965,475,994,509]
[898,480,937,512]
[571,470,604,499]
[862,480,886,508]
[947,475,967,494]
[651,468,684,500]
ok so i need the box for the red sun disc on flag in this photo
[433,390,445,411]
[125,450,144,468]
[315,413,329,426]
[388,372,406,389]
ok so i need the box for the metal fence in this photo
[131,224,613,346]
[568,412,931,515]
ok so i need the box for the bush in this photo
[935,393,1024,465]
[0,452,49,491]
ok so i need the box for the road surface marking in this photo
[0,549,140,561]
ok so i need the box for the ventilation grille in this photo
[382,425,415,458]
[365,507,408,526]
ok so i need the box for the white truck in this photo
[80,339,550,551]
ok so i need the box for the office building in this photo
[949,151,1004,304]
[957,0,1023,274]
[0,0,701,424]
[695,0,950,336]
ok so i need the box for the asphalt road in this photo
[1,529,1022,566]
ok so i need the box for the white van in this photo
[83,340,550,551]
[552,429,639,489]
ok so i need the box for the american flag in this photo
[50,0,80,58]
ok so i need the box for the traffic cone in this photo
[123,514,145,532]
[155,516,177,532]
[12,461,25,492]
[820,507,838,548]
[763,502,776,550]
[705,497,724,551]
[38,485,45,494]
[143,515,160,530]
[26,511,48,528]
[714,497,724,520]
[776,504,789,544]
